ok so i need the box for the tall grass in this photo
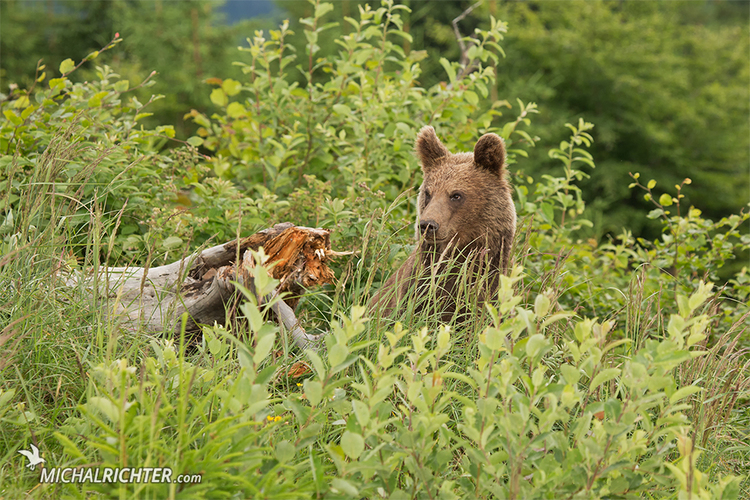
[1,137,749,498]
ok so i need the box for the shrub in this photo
[187,0,537,245]
[0,36,286,267]
[37,271,742,498]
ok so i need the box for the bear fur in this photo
[370,126,516,322]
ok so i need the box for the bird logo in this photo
[18,444,45,471]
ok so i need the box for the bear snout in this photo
[419,219,440,236]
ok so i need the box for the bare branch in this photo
[453,1,483,68]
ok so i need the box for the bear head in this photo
[415,126,515,270]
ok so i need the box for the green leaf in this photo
[59,58,75,75]
[253,331,275,364]
[304,379,323,407]
[222,78,242,96]
[332,104,351,116]
[688,283,712,312]
[437,326,450,350]
[157,125,176,138]
[658,193,673,206]
[191,112,211,128]
[207,338,222,356]
[315,2,334,19]
[647,179,656,189]
[114,80,129,92]
[439,57,456,84]
[0,389,16,409]
[541,312,574,328]
[590,368,620,390]
[306,349,326,379]
[13,96,30,109]
[676,294,690,317]
[186,136,204,147]
[226,102,247,118]
[331,478,359,496]
[340,430,364,459]
[395,122,411,135]
[161,236,183,249]
[669,385,702,405]
[541,202,555,223]
[329,343,349,367]
[3,110,22,126]
[352,400,369,427]
[484,327,504,351]
[49,77,66,91]
[525,334,548,359]
[667,314,685,340]
[560,364,580,385]
[87,396,119,423]
[210,88,228,107]
[534,294,550,317]
[275,441,296,464]
[87,91,109,108]
[54,432,86,460]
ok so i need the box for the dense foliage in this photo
[0,0,266,137]
[275,0,749,246]
[1,1,749,498]
[492,1,749,241]
[3,0,747,246]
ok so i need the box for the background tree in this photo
[0,0,268,137]
[489,0,749,241]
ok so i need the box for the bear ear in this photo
[416,126,450,172]
[473,133,506,174]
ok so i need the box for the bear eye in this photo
[450,192,463,202]
[423,190,432,203]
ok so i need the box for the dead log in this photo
[66,223,349,349]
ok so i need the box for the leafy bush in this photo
[0,36,284,267]
[33,271,742,499]
[188,1,537,247]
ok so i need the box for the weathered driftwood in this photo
[67,223,347,349]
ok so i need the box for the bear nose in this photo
[419,219,439,235]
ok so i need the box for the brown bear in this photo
[369,126,516,323]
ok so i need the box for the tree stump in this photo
[67,223,349,349]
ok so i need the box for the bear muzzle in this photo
[419,219,440,236]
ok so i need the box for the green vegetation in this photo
[274,0,749,247]
[492,1,750,242]
[1,1,749,498]
[0,0,268,137]
[3,0,747,245]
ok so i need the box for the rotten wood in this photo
[66,223,349,349]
